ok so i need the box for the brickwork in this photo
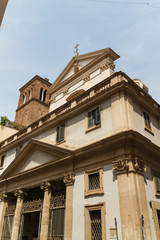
[15,75,52,126]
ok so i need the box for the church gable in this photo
[18,149,58,173]
[0,139,73,180]
[49,47,120,95]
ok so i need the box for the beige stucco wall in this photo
[0,126,17,142]
[0,148,16,174]
[133,102,160,147]
[35,99,113,149]
[49,68,114,112]
[73,164,122,240]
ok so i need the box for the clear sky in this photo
[0,0,160,121]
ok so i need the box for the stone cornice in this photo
[0,72,159,152]
[16,97,49,112]
[19,75,52,92]
[0,130,160,193]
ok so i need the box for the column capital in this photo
[63,173,75,186]
[40,181,51,192]
[0,193,7,202]
[113,159,129,175]
[113,156,146,175]
[14,189,24,199]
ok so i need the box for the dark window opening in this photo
[155,176,160,193]
[157,210,160,229]
[89,173,100,190]
[56,124,65,143]
[88,107,100,129]
[2,215,14,239]
[90,210,102,240]
[0,155,5,167]
[143,111,151,129]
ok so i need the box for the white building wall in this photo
[73,164,122,240]
[144,166,160,240]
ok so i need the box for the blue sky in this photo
[0,0,160,121]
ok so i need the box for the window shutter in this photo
[88,111,93,128]
[96,107,100,124]
[155,176,160,192]
[56,124,65,143]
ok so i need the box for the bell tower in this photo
[15,75,52,126]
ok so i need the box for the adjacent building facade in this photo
[0,47,160,240]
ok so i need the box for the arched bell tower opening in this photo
[14,75,52,126]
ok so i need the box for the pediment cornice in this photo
[0,139,73,180]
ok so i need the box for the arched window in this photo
[29,89,32,100]
[23,93,26,104]
[40,88,46,102]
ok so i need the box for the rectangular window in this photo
[85,168,103,197]
[89,173,100,190]
[49,208,65,238]
[85,203,106,240]
[143,111,151,130]
[155,176,160,194]
[0,155,5,168]
[157,210,160,229]
[56,124,65,143]
[90,210,102,240]
[2,215,14,239]
[88,107,100,129]
[150,201,160,239]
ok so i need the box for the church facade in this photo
[0,47,160,240]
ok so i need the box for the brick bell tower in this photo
[15,75,52,126]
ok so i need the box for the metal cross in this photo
[73,44,79,55]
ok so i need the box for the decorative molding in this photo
[113,157,146,175]
[113,159,129,175]
[0,193,7,202]
[22,198,43,213]
[132,157,146,173]
[40,181,51,192]
[50,191,66,209]
[63,173,75,186]
[14,189,24,199]
[84,73,90,82]
[63,88,69,96]
[100,57,115,71]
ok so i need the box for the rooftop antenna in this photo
[73,44,79,56]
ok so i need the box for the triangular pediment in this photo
[49,47,119,94]
[0,139,73,180]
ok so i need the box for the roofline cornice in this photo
[0,72,159,152]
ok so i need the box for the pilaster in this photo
[40,181,52,240]
[11,189,24,240]
[63,173,75,240]
[0,193,8,237]
[113,157,152,240]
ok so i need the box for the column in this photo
[63,173,75,240]
[11,189,24,240]
[0,193,7,237]
[113,157,152,240]
[40,181,52,240]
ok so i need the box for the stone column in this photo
[0,193,8,237]
[63,173,75,240]
[40,181,52,240]
[11,189,24,240]
[113,157,152,240]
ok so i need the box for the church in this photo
[0,47,160,240]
